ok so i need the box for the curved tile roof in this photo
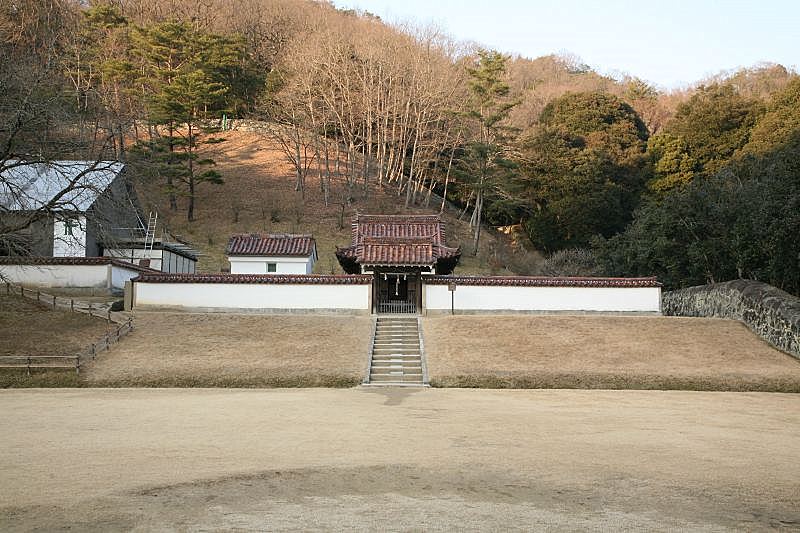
[336,214,460,271]
[226,233,316,257]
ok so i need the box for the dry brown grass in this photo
[84,312,372,387]
[133,130,538,275]
[0,293,112,387]
[0,293,110,358]
[422,315,800,391]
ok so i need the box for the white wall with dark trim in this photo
[424,284,661,314]
[134,281,369,312]
[1,262,142,291]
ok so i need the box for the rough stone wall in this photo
[663,279,800,359]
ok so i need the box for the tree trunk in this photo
[167,122,178,211]
[472,190,483,256]
[187,124,195,221]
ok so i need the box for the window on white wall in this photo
[267,263,277,273]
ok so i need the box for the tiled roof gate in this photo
[336,214,461,274]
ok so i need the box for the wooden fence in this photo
[4,282,118,322]
[1,282,135,374]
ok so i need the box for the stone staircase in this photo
[365,316,426,386]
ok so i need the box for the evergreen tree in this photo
[594,78,800,294]
[455,49,519,255]
[647,84,762,193]
[520,92,649,251]
[130,21,259,221]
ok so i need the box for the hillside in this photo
[132,129,541,275]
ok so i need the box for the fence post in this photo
[26,356,31,376]
[5,282,9,295]
[71,299,74,312]
[88,303,92,318]
[53,295,57,309]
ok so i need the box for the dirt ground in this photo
[0,388,798,531]
[84,312,372,387]
[0,293,110,357]
[423,315,800,391]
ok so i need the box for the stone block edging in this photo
[663,279,800,359]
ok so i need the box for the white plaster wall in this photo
[105,248,163,271]
[53,215,87,257]
[228,255,314,275]
[135,282,369,311]
[424,284,661,313]
[0,264,109,288]
[110,264,143,290]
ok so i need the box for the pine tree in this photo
[455,50,519,255]
[130,21,257,221]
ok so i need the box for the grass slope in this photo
[422,315,800,392]
[0,293,111,387]
[84,312,372,387]
[133,129,540,275]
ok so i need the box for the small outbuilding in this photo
[103,239,198,273]
[226,233,317,274]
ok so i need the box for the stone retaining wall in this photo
[663,280,800,359]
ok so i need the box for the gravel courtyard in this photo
[1,388,798,531]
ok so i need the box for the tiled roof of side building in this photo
[226,233,316,257]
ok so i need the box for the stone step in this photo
[371,359,422,369]
[369,373,423,383]
[372,350,420,356]
[372,343,420,350]
[372,353,421,363]
[368,317,424,386]
[370,366,422,375]
[372,356,420,362]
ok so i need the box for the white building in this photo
[103,240,198,273]
[0,160,140,257]
[226,233,317,275]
